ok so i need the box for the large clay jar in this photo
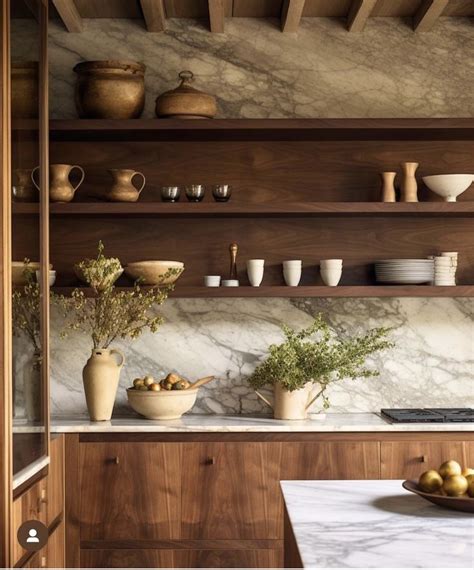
[12,168,38,202]
[83,348,125,421]
[11,61,38,119]
[33,164,85,203]
[73,61,146,119]
[255,382,320,420]
[106,169,146,202]
[155,71,217,119]
[400,162,419,202]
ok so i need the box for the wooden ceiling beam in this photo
[413,0,449,32]
[281,0,306,33]
[51,0,83,32]
[140,0,166,32]
[208,0,225,33]
[347,0,377,32]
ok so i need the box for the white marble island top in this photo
[282,480,474,568]
[50,413,474,433]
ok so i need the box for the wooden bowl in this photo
[127,388,197,420]
[124,261,184,285]
[403,480,474,513]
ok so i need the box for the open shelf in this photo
[13,202,474,217]
[47,118,474,142]
[51,285,474,298]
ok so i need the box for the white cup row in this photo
[204,259,344,288]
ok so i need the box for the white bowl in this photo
[127,388,197,420]
[423,174,474,202]
[36,270,56,287]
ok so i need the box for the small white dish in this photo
[204,275,221,287]
[221,279,239,287]
[423,174,474,202]
[36,269,56,287]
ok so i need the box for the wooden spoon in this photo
[189,375,215,389]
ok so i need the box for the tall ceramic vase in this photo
[83,348,125,421]
[400,162,419,202]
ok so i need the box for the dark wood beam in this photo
[51,0,82,32]
[140,0,166,32]
[281,0,305,33]
[208,0,225,33]
[347,0,377,32]
[413,0,449,32]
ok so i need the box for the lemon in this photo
[443,475,468,497]
[438,460,462,479]
[418,470,443,493]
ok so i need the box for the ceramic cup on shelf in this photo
[247,259,265,287]
[320,259,343,287]
[283,260,302,287]
[204,275,221,287]
[221,279,239,287]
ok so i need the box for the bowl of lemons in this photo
[403,460,474,513]
[127,373,214,420]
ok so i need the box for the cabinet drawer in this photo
[12,479,48,565]
[281,442,380,480]
[79,442,181,540]
[181,442,282,540]
[381,441,468,479]
[175,548,283,568]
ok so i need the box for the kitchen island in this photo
[282,480,474,568]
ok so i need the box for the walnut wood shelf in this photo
[42,118,474,142]
[13,202,474,217]
[51,286,474,298]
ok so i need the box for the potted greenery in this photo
[56,242,180,422]
[248,314,394,420]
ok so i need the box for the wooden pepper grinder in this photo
[380,171,397,202]
[400,162,419,202]
[229,242,238,280]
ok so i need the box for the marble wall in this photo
[15,16,474,415]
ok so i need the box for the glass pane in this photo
[11,0,46,476]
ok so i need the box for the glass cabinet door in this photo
[11,0,49,481]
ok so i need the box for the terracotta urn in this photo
[82,348,125,421]
[73,61,146,119]
[11,61,38,119]
[106,169,146,202]
[33,164,85,203]
[255,382,320,420]
[155,71,217,119]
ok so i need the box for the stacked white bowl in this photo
[283,260,302,286]
[375,259,434,284]
[434,252,457,286]
[320,259,343,286]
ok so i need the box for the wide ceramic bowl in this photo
[423,174,474,202]
[12,261,41,285]
[124,261,184,285]
[127,388,197,420]
[402,480,474,513]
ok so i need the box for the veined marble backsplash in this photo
[50,298,473,416]
[40,16,474,118]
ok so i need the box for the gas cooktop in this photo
[381,408,474,423]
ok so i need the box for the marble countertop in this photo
[50,413,474,433]
[281,480,474,568]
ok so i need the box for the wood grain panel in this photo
[46,520,65,568]
[79,442,181,540]
[175,548,283,568]
[281,0,305,31]
[233,0,283,17]
[380,441,467,479]
[51,0,83,31]
[46,435,64,527]
[140,0,166,31]
[442,0,474,16]
[165,0,211,18]
[72,0,142,18]
[413,0,449,31]
[302,0,352,17]
[81,548,175,568]
[181,442,282,540]
[65,433,80,568]
[372,0,423,16]
[281,442,380,479]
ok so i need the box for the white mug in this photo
[321,267,342,287]
[221,279,239,287]
[247,259,264,287]
[204,275,221,287]
[283,260,302,287]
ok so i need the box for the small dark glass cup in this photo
[185,185,205,202]
[212,184,232,202]
[161,186,180,202]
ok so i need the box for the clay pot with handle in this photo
[32,164,85,203]
[255,382,321,420]
[106,169,146,202]
[12,168,38,202]
[83,348,125,421]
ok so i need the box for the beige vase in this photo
[32,164,85,203]
[380,171,396,203]
[255,382,320,420]
[82,348,125,421]
[106,169,146,202]
[400,162,419,202]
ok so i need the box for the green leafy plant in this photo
[248,314,394,409]
[12,260,41,352]
[56,243,179,350]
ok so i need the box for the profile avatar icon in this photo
[26,529,39,543]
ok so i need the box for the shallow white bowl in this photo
[127,388,197,420]
[423,174,474,202]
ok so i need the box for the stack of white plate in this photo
[434,253,457,286]
[375,259,434,284]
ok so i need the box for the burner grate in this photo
[381,408,474,423]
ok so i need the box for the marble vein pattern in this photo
[50,298,473,417]
[281,480,474,568]
[12,17,474,118]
